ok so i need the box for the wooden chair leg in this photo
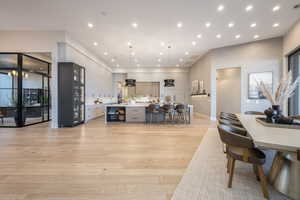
[228,157,235,188]
[253,165,260,181]
[257,165,269,199]
[227,158,230,173]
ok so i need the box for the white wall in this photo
[58,41,113,105]
[189,37,283,120]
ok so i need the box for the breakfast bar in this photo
[105,103,193,123]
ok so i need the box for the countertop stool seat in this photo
[147,104,161,123]
[175,104,188,123]
[217,124,269,199]
[161,104,174,123]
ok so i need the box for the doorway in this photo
[217,67,241,115]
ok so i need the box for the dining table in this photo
[237,114,300,200]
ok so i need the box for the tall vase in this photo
[272,105,281,115]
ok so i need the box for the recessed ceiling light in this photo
[176,64,180,67]
[273,23,280,27]
[217,5,225,11]
[159,52,164,56]
[158,58,161,62]
[192,41,197,46]
[160,42,165,47]
[127,41,132,46]
[88,23,94,28]
[131,22,138,28]
[245,5,253,12]
[216,34,222,39]
[197,34,202,39]
[185,51,189,55]
[111,58,115,62]
[235,34,241,39]
[131,52,135,56]
[93,42,98,46]
[250,23,257,28]
[177,22,183,28]
[179,58,183,62]
[205,22,211,28]
[273,5,280,12]
[228,22,235,28]
[103,52,108,56]
[254,34,260,39]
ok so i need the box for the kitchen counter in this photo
[105,103,193,123]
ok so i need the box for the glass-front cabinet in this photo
[0,53,51,127]
[58,62,85,127]
[288,50,300,116]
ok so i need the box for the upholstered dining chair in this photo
[290,115,300,120]
[217,124,269,199]
[219,116,244,128]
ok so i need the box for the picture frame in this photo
[248,72,273,99]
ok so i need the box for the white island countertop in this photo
[105,103,150,107]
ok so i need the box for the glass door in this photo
[288,50,300,115]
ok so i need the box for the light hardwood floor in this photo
[0,117,213,200]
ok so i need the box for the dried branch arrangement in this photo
[256,71,300,106]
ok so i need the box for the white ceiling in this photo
[1,0,300,68]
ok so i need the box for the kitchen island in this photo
[105,103,193,123]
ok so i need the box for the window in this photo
[288,49,300,116]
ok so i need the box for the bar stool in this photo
[161,104,174,123]
[217,124,269,199]
[175,104,187,123]
[147,104,160,123]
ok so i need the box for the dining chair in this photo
[245,111,264,115]
[218,119,247,136]
[290,115,300,120]
[217,124,269,199]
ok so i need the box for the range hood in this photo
[164,79,175,87]
[125,79,136,87]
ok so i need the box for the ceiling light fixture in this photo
[131,52,135,56]
[245,5,253,12]
[235,34,241,39]
[179,58,183,62]
[216,34,222,39]
[228,22,235,28]
[185,51,189,55]
[197,34,202,39]
[160,42,165,46]
[127,41,132,46]
[192,41,197,46]
[177,22,183,28]
[158,58,161,62]
[111,58,115,62]
[273,5,280,12]
[250,23,257,28]
[93,42,98,46]
[103,52,108,56]
[131,22,138,28]
[159,52,164,56]
[88,23,94,28]
[217,5,225,11]
[254,34,260,39]
[273,23,280,27]
[205,22,211,28]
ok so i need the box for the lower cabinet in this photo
[126,107,146,122]
[86,104,105,122]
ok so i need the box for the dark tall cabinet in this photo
[58,62,85,127]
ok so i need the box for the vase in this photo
[272,105,281,115]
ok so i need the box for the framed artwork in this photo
[248,72,273,99]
